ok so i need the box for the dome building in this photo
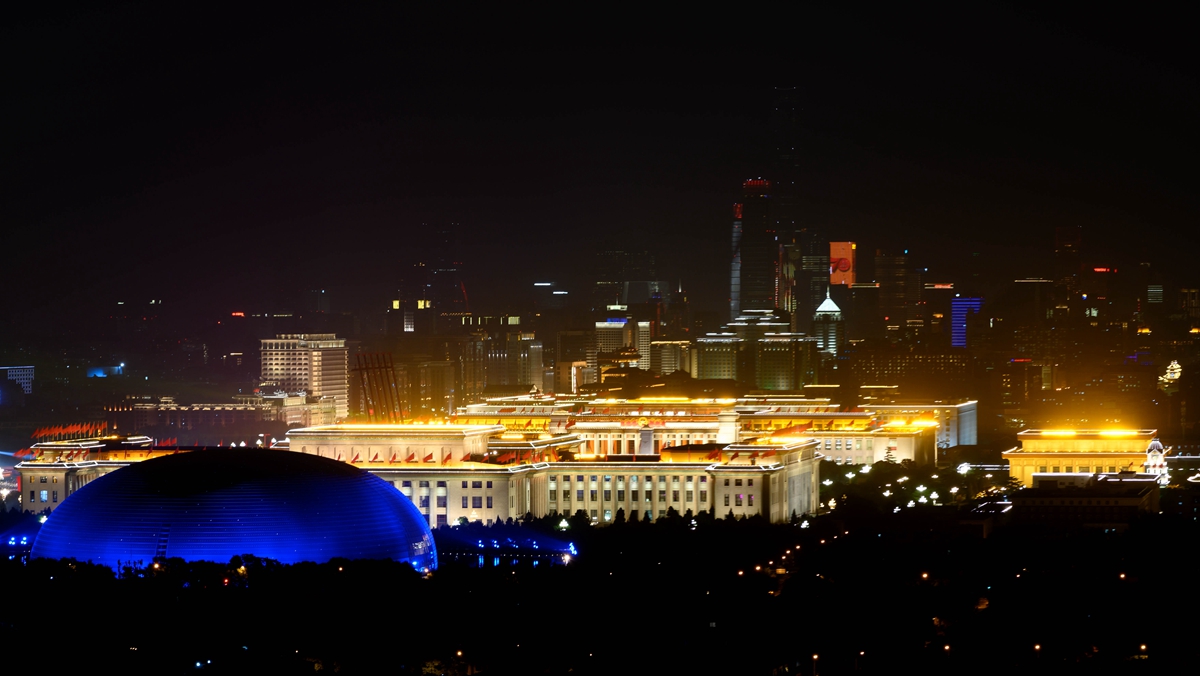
[31,449,436,570]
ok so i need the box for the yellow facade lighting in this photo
[1098,429,1139,437]
[1039,430,1076,436]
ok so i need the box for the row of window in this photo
[409,495,494,510]
[553,489,708,504]
[724,493,754,507]
[30,490,57,503]
[400,480,493,489]
[550,475,709,485]
[1039,466,1119,473]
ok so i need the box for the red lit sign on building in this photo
[231,312,245,317]
[829,242,856,285]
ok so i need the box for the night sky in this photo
[6,4,1198,324]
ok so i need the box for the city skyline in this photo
[5,5,1199,328]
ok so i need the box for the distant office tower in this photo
[590,320,629,370]
[650,341,691,376]
[592,250,656,311]
[398,226,469,325]
[875,249,921,333]
[755,335,818,390]
[730,179,778,320]
[308,288,331,313]
[829,242,856,286]
[694,335,742,381]
[0,366,34,395]
[782,227,829,332]
[413,360,457,417]
[1054,226,1083,292]
[813,292,845,355]
[532,282,569,311]
[950,296,983,348]
[589,319,650,371]
[260,334,349,420]
[1182,288,1200,319]
[771,87,801,217]
[483,332,543,389]
[440,334,487,405]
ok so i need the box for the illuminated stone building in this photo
[260,334,349,420]
[867,400,978,448]
[1002,429,1165,487]
[278,426,819,526]
[14,435,170,512]
[22,392,974,525]
[16,424,821,527]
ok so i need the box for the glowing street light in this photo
[916,485,927,492]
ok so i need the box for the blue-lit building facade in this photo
[951,296,983,348]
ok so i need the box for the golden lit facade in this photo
[1003,429,1161,487]
[16,435,177,512]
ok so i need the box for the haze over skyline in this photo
[6,3,1198,326]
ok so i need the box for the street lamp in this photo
[812,654,818,676]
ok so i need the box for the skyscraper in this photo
[260,334,349,421]
[782,227,829,332]
[875,249,922,336]
[950,296,983,348]
[730,179,778,320]
[812,292,845,356]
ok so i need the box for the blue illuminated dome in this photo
[31,449,436,570]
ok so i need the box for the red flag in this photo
[406,452,416,462]
[442,454,452,466]
[424,453,434,462]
